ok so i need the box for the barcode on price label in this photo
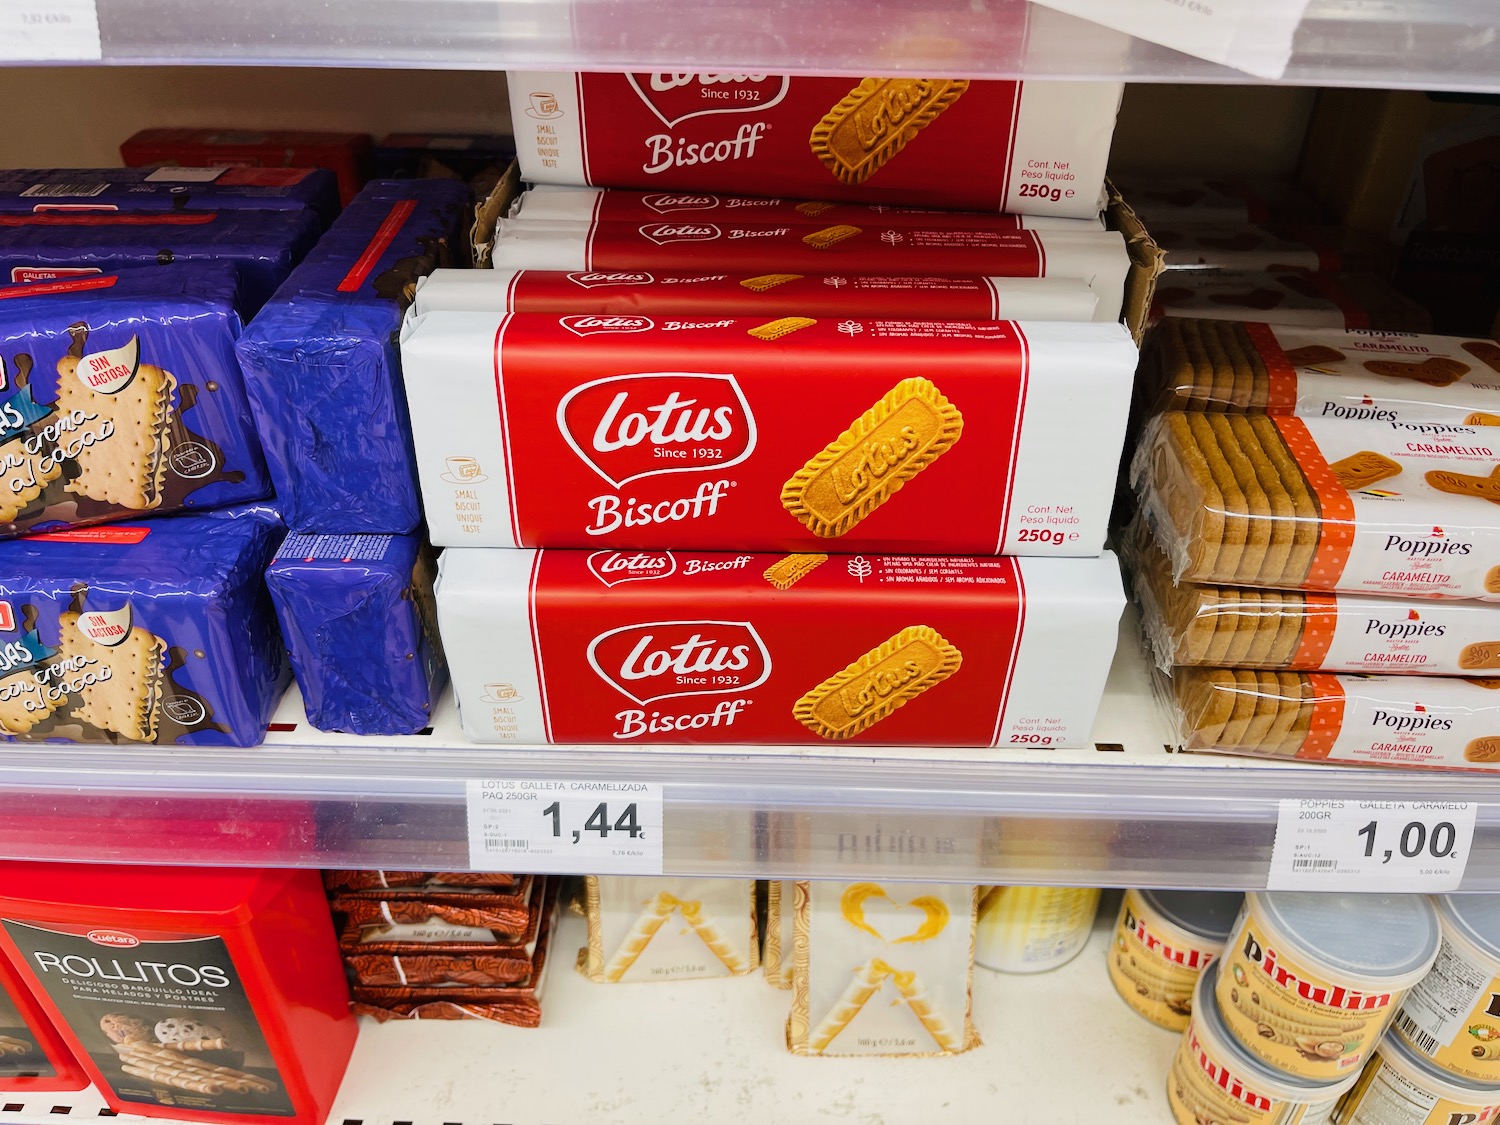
[1268,799,1477,892]
[465,778,664,874]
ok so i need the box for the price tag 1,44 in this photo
[466,779,664,874]
[1268,800,1477,892]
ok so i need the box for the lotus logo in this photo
[87,929,140,948]
[587,551,677,587]
[627,73,790,128]
[556,372,756,487]
[587,620,771,704]
[561,315,655,338]
[640,222,721,245]
[566,272,655,289]
[643,194,720,213]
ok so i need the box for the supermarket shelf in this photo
[0,904,1181,1125]
[3,614,1500,887]
[52,0,1500,92]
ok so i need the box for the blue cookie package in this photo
[0,167,341,228]
[0,504,290,746]
[0,263,272,539]
[266,532,446,735]
[0,207,320,315]
[236,178,471,535]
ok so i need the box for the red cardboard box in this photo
[121,128,373,206]
[0,951,86,1092]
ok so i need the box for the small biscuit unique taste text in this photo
[1462,341,1500,375]
[763,553,828,590]
[793,624,961,740]
[781,376,963,538]
[739,273,804,292]
[1330,450,1402,491]
[1363,356,1470,386]
[1465,737,1500,762]
[747,316,817,341]
[1427,468,1500,505]
[802,224,861,250]
[809,78,970,186]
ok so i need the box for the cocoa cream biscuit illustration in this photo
[1363,356,1471,386]
[739,273,803,292]
[747,316,816,341]
[794,625,961,740]
[601,891,751,982]
[54,333,177,510]
[1331,450,1402,491]
[1464,341,1500,374]
[0,439,64,524]
[763,552,828,590]
[56,608,167,743]
[0,668,62,735]
[781,376,963,539]
[810,78,970,186]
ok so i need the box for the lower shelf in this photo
[0,903,1180,1125]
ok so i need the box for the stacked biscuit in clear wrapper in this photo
[1127,300,1500,770]
[326,871,559,1026]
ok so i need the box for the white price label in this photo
[0,1,102,61]
[466,779,663,874]
[1268,800,1477,892]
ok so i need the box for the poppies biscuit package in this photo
[510,74,1119,218]
[236,179,471,534]
[0,209,320,317]
[511,184,1105,231]
[402,313,1136,554]
[787,881,978,1057]
[0,168,341,229]
[266,531,445,735]
[1114,177,1324,227]
[0,265,272,538]
[0,505,289,746]
[436,548,1123,747]
[491,219,1131,320]
[1154,224,1380,275]
[411,267,1102,323]
[0,863,356,1124]
[1149,271,1431,333]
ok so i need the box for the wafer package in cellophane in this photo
[1124,516,1500,675]
[787,881,978,1057]
[579,877,757,983]
[762,881,795,989]
[1131,410,1500,600]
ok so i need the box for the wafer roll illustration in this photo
[0,1034,31,1055]
[164,1037,229,1052]
[1473,1040,1500,1061]
[888,966,963,1052]
[602,891,678,982]
[677,899,751,974]
[121,1064,225,1095]
[808,957,890,1052]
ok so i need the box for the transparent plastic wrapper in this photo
[1153,224,1385,275]
[1113,177,1323,227]
[1149,271,1431,333]
[579,877,757,983]
[410,267,1102,322]
[1168,666,1500,771]
[323,870,517,892]
[1143,319,1500,424]
[510,184,1104,231]
[330,883,533,938]
[1125,517,1500,674]
[1131,410,1500,600]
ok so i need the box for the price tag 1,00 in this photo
[466,779,664,874]
[1268,800,1477,892]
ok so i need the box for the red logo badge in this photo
[560,315,655,338]
[587,551,678,587]
[639,223,721,245]
[556,372,756,487]
[626,74,789,128]
[87,929,141,948]
[587,620,771,704]
[565,272,655,289]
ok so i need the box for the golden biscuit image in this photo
[739,273,803,292]
[56,608,167,742]
[810,78,970,186]
[0,444,63,523]
[747,316,816,341]
[763,553,828,590]
[781,377,963,539]
[1467,412,1500,426]
[1363,356,1470,386]
[1462,341,1500,374]
[793,624,961,740]
[1331,450,1402,491]
[0,670,60,735]
[802,224,862,250]
[1285,344,1346,367]
[794,201,834,216]
[1488,566,1500,595]
[1427,467,1500,505]
[1466,738,1500,762]
[1460,643,1500,670]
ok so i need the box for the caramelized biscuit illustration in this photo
[1364,356,1470,386]
[810,78,969,186]
[802,224,861,250]
[1467,413,1500,427]
[1460,642,1500,670]
[1465,737,1500,763]
[763,553,828,590]
[793,624,961,740]
[740,273,803,292]
[781,377,963,539]
[747,316,816,341]
[1284,345,1346,367]
[1462,341,1500,374]
[1426,468,1500,505]
[1331,451,1402,491]
[794,201,834,216]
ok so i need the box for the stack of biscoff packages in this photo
[1127,283,1500,770]
[326,870,559,1026]
[397,71,1155,1054]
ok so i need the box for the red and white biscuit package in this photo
[410,268,1101,322]
[507,73,1120,218]
[510,185,1106,231]
[435,548,1124,747]
[490,219,1130,320]
[400,313,1136,554]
